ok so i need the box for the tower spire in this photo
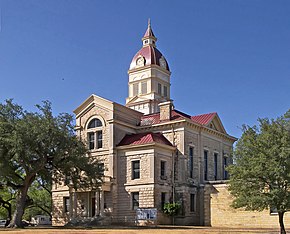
[142,19,157,47]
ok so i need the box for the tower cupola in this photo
[126,20,172,115]
[142,19,157,47]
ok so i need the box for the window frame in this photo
[133,83,139,96]
[160,160,166,179]
[158,83,162,95]
[87,118,103,150]
[190,193,195,212]
[223,156,228,180]
[161,192,166,210]
[214,152,218,180]
[132,192,139,210]
[141,81,147,94]
[163,86,168,97]
[63,197,70,213]
[189,147,194,178]
[132,160,140,180]
[204,150,208,181]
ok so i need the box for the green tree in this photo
[0,100,103,228]
[163,202,181,225]
[228,110,290,234]
[0,184,16,221]
[23,179,52,220]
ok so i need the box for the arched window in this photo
[88,118,102,128]
[87,118,103,150]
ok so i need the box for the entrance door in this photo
[92,197,96,217]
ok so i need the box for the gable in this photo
[191,112,227,134]
[74,94,114,118]
[126,96,150,105]
[207,115,227,134]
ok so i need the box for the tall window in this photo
[132,192,139,210]
[161,192,166,210]
[214,153,218,180]
[64,197,70,213]
[163,86,168,97]
[132,160,140,179]
[190,194,195,212]
[158,83,162,95]
[133,83,139,96]
[87,118,103,150]
[223,156,228,180]
[204,150,208,181]
[141,81,147,94]
[189,147,194,178]
[98,163,104,176]
[160,161,166,179]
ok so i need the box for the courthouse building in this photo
[52,22,289,228]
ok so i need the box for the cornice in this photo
[116,142,176,151]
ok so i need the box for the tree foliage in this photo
[23,180,52,220]
[163,202,181,216]
[0,100,103,227]
[228,110,290,234]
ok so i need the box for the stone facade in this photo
[52,22,277,228]
[204,183,290,229]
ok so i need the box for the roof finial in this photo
[148,18,151,28]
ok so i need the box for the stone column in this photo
[69,190,73,220]
[100,190,105,216]
[73,192,77,219]
[95,191,100,216]
[87,192,90,217]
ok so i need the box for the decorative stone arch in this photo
[85,115,106,130]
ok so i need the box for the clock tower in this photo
[126,20,171,115]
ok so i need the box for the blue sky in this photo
[0,0,289,138]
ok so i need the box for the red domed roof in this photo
[129,46,170,71]
[129,21,170,71]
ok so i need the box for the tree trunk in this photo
[278,211,286,234]
[8,176,34,228]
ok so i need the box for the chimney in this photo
[159,100,174,121]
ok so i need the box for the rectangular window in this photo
[98,163,104,175]
[141,81,147,94]
[160,161,166,179]
[163,86,168,97]
[189,147,194,178]
[161,192,166,210]
[158,83,162,95]
[133,83,139,96]
[97,131,102,148]
[132,192,139,210]
[223,157,228,180]
[64,197,70,213]
[204,150,208,181]
[132,160,140,179]
[88,132,95,150]
[190,194,195,212]
[214,153,218,180]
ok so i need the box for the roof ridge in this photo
[191,112,217,117]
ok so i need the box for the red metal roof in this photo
[117,132,173,147]
[143,25,156,38]
[191,112,216,125]
[129,46,170,71]
[140,110,217,126]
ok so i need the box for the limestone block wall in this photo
[201,133,233,182]
[76,105,112,150]
[52,190,69,226]
[184,130,199,182]
[115,148,155,223]
[205,183,290,228]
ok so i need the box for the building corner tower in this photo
[126,20,172,114]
